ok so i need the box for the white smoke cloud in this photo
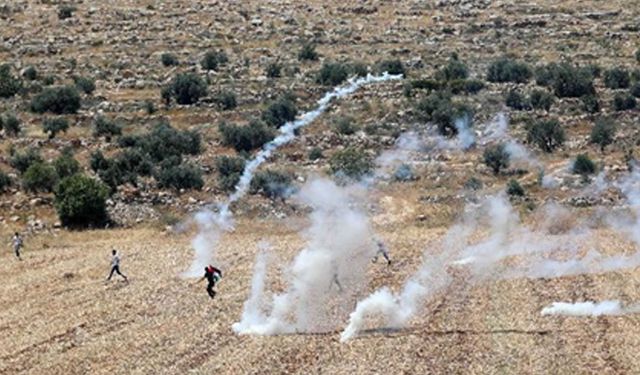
[541,301,640,316]
[183,73,403,277]
[482,112,540,170]
[232,245,271,334]
[374,131,423,179]
[234,178,376,335]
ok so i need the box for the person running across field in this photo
[372,239,391,265]
[12,232,23,261]
[199,265,222,299]
[106,249,128,282]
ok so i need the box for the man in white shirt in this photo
[107,249,128,282]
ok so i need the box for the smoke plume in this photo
[541,301,640,316]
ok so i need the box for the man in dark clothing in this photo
[107,249,128,282]
[199,265,222,299]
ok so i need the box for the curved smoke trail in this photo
[183,73,403,277]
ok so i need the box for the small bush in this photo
[144,100,156,114]
[506,179,525,197]
[483,143,510,174]
[0,171,12,192]
[22,162,59,192]
[435,55,468,81]
[631,82,640,98]
[156,163,203,190]
[90,150,109,173]
[527,119,565,153]
[219,120,275,152]
[2,113,21,136]
[216,155,245,192]
[54,174,109,228]
[42,75,55,86]
[298,43,319,61]
[201,50,228,71]
[636,49,640,63]
[131,121,201,161]
[23,66,38,81]
[416,91,472,137]
[31,86,81,114]
[505,90,530,111]
[453,79,485,95]
[214,90,237,110]
[54,150,81,179]
[161,53,179,67]
[0,64,22,98]
[411,79,442,91]
[487,57,532,83]
[604,67,630,89]
[167,73,208,105]
[42,117,69,139]
[93,116,122,139]
[316,62,349,86]
[10,149,43,174]
[573,154,596,176]
[581,94,600,113]
[308,147,323,160]
[57,5,75,19]
[464,177,483,190]
[350,62,368,77]
[329,148,373,180]
[261,96,297,128]
[74,76,96,94]
[266,62,282,78]
[377,59,405,76]
[250,169,293,198]
[333,116,358,135]
[590,118,616,152]
[529,89,555,111]
[613,93,637,111]
[551,64,595,98]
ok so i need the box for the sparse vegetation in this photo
[57,5,75,19]
[603,67,630,89]
[487,57,532,83]
[333,116,358,135]
[377,59,405,76]
[214,90,238,110]
[505,90,530,111]
[42,117,69,139]
[201,50,228,71]
[308,147,323,161]
[266,62,282,78]
[0,171,12,192]
[161,53,179,66]
[572,154,596,176]
[74,76,96,94]
[250,169,294,199]
[329,148,373,179]
[31,86,81,114]
[216,155,246,192]
[166,73,208,105]
[435,55,468,81]
[54,149,81,179]
[0,64,22,98]
[537,63,595,98]
[316,62,350,86]
[483,143,510,174]
[261,96,297,128]
[613,93,637,111]
[581,94,600,113]
[590,118,616,152]
[529,89,555,111]
[219,120,275,152]
[23,66,38,81]
[93,116,122,139]
[506,179,525,196]
[10,149,43,174]
[298,43,319,61]
[2,113,21,136]
[416,91,473,137]
[527,119,565,153]
[54,174,109,228]
[22,162,59,192]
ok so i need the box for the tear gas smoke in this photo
[183,73,402,277]
[541,301,640,316]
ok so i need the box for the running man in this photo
[107,249,128,282]
[199,265,222,299]
[372,239,391,265]
[12,232,23,261]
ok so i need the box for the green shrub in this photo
[483,143,510,174]
[261,96,297,128]
[161,53,179,66]
[464,176,483,190]
[535,63,559,87]
[613,93,637,111]
[0,64,22,98]
[74,76,96,94]
[529,89,555,111]
[219,120,275,152]
[0,171,12,192]
[93,116,122,139]
[416,91,472,136]
[333,116,358,135]
[549,63,595,98]
[316,62,349,86]
[604,67,631,89]
[201,50,228,71]
[266,62,282,78]
[22,162,58,192]
[350,62,368,77]
[42,117,69,139]
[581,94,600,113]
[527,119,565,153]
[54,174,109,228]
[506,179,525,197]
[42,75,55,86]
[57,5,75,19]
[54,149,80,179]
[250,169,293,198]
[144,100,156,114]
[435,55,468,81]
[23,66,38,81]
[10,149,43,174]
[411,79,442,91]
[505,90,530,110]
[329,148,373,179]
[167,73,208,105]
[214,90,237,110]
[590,118,616,152]
[31,86,81,114]
[487,57,532,83]
[2,113,20,136]
[636,49,640,63]
[308,147,323,160]
[132,121,201,161]
[452,79,485,95]
[298,43,319,61]
[216,155,245,191]
[156,162,203,190]
[377,59,405,76]
[631,82,640,98]
[90,150,109,172]
[572,154,596,176]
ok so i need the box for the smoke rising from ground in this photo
[183,73,402,277]
[234,178,376,335]
[541,301,640,316]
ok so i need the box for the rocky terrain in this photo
[1,0,640,374]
